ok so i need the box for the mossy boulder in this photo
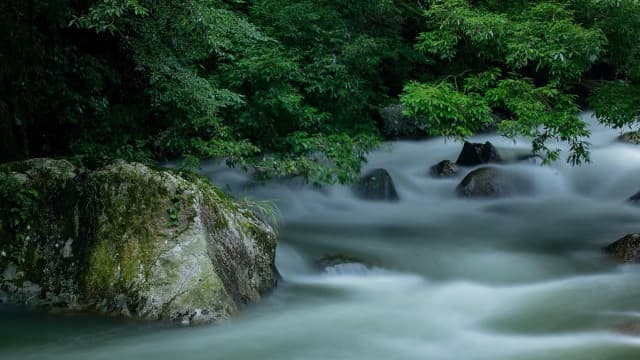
[0,159,277,325]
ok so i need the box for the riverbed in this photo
[2,112,640,359]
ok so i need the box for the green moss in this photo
[1,159,278,322]
[0,160,85,297]
[0,173,35,267]
[82,164,172,299]
[241,220,275,254]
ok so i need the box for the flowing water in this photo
[3,112,640,359]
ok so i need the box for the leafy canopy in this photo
[2,0,640,181]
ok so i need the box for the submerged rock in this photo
[430,160,460,178]
[618,131,640,145]
[317,255,372,275]
[605,234,640,263]
[455,141,502,167]
[456,167,533,198]
[616,322,640,335]
[379,104,424,139]
[0,159,277,324]
[353,169,399,201]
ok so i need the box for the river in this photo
[2,112,640,359]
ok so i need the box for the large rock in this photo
[605,234,640,263]
[0,159,277,325]
[353,169,399,201]
[379,104,424,139]
[455,141,502,167]
[456,167,533,198]
[430,160,460,178]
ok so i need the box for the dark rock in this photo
[353,169,399,201]
[618,131,640,145]
[628,191,640,205]
[379,104,424,139]
[455,141,502,166]
[456,167,533,198]
[605,234,640,263]
[430,160,460,178]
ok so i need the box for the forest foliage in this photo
[2,0,640,182]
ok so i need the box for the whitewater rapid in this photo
[3,112,640,360]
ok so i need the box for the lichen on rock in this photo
[0,159,277,325]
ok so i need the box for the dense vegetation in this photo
[2,0,640,182]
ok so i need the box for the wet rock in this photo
[353,169,399,201]
[379,104,424,139]
[628,191,640,205]
[605,234,640,263]
[618,131,640,145]
[456,167,533,198]
[324,263,370,276]
[317,255,372,275]
[430,160,460,178]
[114,293,131,317]
[455,141,502,167]
[0,159,278,324]
[318,254,366,268]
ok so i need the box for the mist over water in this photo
[3,112,640,359]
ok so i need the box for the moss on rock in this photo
[0,159,278,324]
